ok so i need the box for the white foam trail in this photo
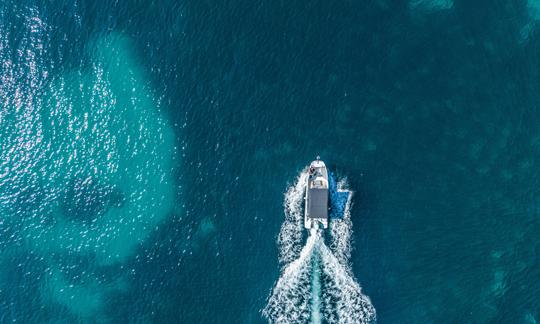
[319,242,376,324]
[264,169,376,323]
[277,169,309,265]
[263,234,317,323]
[329,178,353,266]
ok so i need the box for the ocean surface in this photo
[1,0,540,323]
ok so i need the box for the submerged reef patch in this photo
[0,8,176,320]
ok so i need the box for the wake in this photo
[263,169,376,324]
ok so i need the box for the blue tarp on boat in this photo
[328,171,350,219]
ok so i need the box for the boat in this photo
[304,157,329,230]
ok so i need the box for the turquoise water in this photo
[1,0,540,323]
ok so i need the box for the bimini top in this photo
[307,187,328,219]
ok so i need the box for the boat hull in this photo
[304,159,329,229]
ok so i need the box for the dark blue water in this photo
[1,0,540,322]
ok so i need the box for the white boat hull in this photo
[304,158,329,230]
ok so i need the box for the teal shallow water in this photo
[1,0,540,323]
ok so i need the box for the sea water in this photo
[1,0,540,323]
